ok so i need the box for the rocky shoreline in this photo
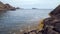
[22,5,60,34]
[0,1,19,11]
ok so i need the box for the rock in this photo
[0,1,5,8]
[47,28,59,34]
[16,7,20,9]
[0,1,16,11]
[52,21,60,32]
[32,8,37,9]
[24,33,28,34]
[42,5,60,34]
[24,30,37,34]
[49,5,60,19]
[37,31,42,34]
[43,17,55,26]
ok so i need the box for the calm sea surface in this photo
[0,9,52,34]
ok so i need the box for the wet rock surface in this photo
[23,5,60,34]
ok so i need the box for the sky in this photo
[0,0,60,9]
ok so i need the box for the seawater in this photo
[0,9,52,34]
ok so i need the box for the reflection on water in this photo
[0,9,52,34]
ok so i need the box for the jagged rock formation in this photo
[42,5,60,34]
[0,1,16,11]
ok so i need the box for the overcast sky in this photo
[1,0,60,9]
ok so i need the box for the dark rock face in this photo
[43,18,55,26]
[53,21,60,32]
[43,5,60,34]
[49,5,60,19]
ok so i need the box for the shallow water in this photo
[0,9,52,34]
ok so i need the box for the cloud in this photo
[0,0,60,9]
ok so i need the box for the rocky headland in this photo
[0,1,19,11]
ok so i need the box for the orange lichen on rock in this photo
[37,19,44,31]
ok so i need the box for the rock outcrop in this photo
[0,1,17,11]
[42,5,60,34]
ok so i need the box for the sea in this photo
[0,9,52,34]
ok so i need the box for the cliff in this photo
[0,1,16,11]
